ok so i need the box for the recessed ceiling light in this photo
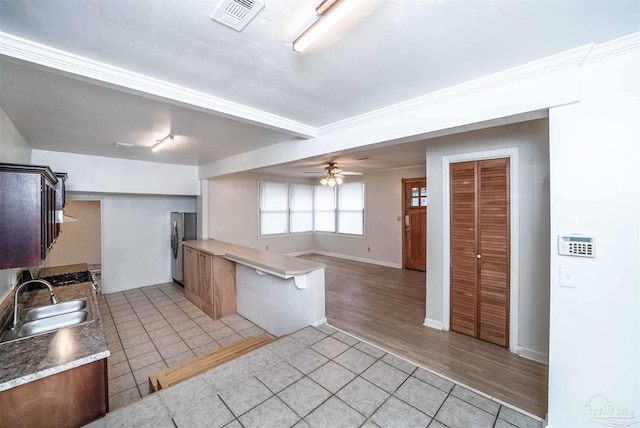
[114,142,134,149]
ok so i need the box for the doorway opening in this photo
[47,199,102,276]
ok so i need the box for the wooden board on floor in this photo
[149,335,275,392]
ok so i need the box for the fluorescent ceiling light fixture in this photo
[152,134,174,152]
[293,0,364,53]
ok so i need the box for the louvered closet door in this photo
[450,161,479,338]
[450,158,510,347]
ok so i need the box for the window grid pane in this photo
[260,212,288,235]
[260,182,289,211]
[291,184,314,210]
[315,211,336,232]
[291,211,313,233]
[338,211,364,235]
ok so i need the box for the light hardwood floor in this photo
[300,254,548,418]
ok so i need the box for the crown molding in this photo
[584,31,640,63]
[0,32,317,139]
[320,32,639,136]
[319,43,595,135]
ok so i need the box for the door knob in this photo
[477,254,482,259]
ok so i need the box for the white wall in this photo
[0,105,31,164]
[0,105,32,302]
[45,201,102,267]
[315,165,426,267]
[547,49,639,427]
[207,172,315,254]
[31,149,199,196]
[29,149,200,293]
[425,120,550,360]
[208,167,427,267]
[69,192,196,293]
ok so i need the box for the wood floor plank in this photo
[300,254,548,418]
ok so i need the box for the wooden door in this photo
[450,158,510,347]
[402,178,427,271]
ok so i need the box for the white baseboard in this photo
[423,318,443,330]
[286,250,314,257]
[517,346,549,364]
[312,317,328,327]
[311,251,402,269]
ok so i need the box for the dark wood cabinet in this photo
[0,163,67,269]
[0,358,108,427]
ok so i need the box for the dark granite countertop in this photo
[0,282,109,391]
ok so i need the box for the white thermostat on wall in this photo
[558,234,595,257]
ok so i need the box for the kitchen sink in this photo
[17,311,89,337]
[1,299,94,344]
[23,299,87,321]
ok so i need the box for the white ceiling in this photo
[0,0,638,170]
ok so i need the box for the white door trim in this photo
[442,148,520,352]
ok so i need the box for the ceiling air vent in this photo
[114,142,134,149]
[211,0,265,32]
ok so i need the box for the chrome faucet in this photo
[12,280,59,329]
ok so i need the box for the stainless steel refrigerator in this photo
[171,212,197,285]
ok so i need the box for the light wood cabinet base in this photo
[183,247,236,319]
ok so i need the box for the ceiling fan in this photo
[305,162,362,186]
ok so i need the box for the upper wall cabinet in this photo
[0,163,67,270]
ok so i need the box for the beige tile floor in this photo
[97,282,267,410]
[95,283,542,427]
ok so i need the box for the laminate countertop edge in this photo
[0,283,110,392]
[183,240,325,276]
[0,350,110,392]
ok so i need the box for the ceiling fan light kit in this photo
[293,0,364,53]
[320,161,353,186]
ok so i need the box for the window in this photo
[259,181,365,236]
[259,182,289,235]
[410,185,428,207]
[314,186,336,232]
[338,182,364,235]
[290,184,314,233]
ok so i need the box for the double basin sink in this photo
[1,299,93,344]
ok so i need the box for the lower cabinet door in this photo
[0,359,108,427]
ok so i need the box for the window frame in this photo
[258,180,365,238]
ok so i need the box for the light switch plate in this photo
[559,265,577,288]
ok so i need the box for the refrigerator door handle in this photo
[172,221,179,259]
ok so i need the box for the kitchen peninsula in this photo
[183,240,326,336]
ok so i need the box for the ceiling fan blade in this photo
[341,171,363,175]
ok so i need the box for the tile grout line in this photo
[103,291,538,428]
[103,283,271,409]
